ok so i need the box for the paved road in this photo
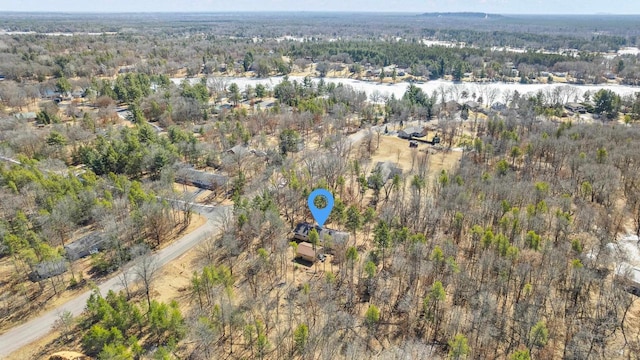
[0,156,21,165]
[0,205,231,358]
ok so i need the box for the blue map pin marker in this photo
[308,188,334,228]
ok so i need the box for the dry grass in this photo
[368,135,462,181]
[172,183,215,202]
[5,331,62,360]
[0,254,95,334]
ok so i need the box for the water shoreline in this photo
[172,75,640,104]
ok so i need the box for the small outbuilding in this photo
[296,242,322,263]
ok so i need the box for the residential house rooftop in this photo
[293,222,349,249]
[175,165,228,191]
[64,232,108,261]
[296,242,323,263]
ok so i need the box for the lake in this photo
[172,76,640,105]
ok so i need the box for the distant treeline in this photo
[421,12,504,19]
[290,40,578,77]
[421,28,628,51]
[0,12,637,51]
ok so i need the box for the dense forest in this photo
[1,13,640,84]
[0,12,639,360]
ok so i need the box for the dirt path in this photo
[0,205,231,358]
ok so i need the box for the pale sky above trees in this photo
[2,0,640,14]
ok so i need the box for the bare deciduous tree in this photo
[132,246,159,310]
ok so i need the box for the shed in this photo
[64,232,109,261]
[296,242,322,263]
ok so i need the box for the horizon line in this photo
[1,10,640,16]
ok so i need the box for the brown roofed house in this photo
[296,242,322,263]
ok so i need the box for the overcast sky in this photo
[2,0,640,14]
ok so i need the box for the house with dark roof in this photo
[293,222,349,252]
[491,102,507,112]
[41,88,60,99]
[64,232,109,261]
[175,165,229,192]
[398,126,426,139]
[464,101,480,110]
[565,102,587,114]
[29,258,68,282]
